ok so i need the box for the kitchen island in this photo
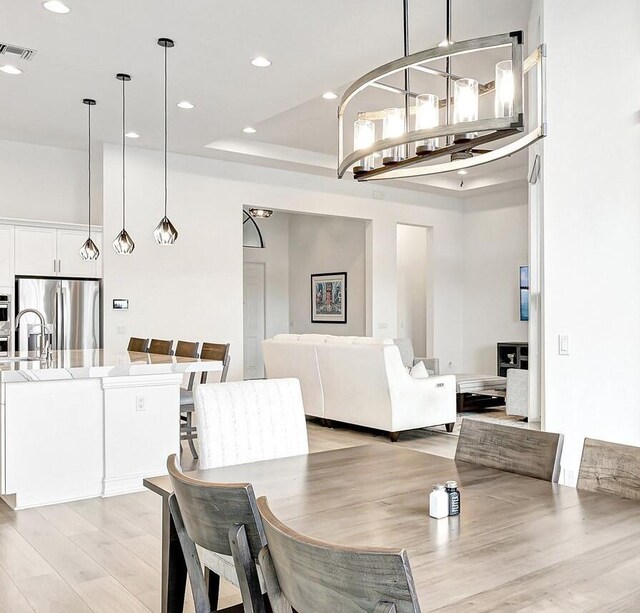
[0,350,222,509]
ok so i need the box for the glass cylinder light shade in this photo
[494,60,514,118]
[453,78,479,141]
[415,94,439,154]
[353,118,376,172]
[382,107,406,164]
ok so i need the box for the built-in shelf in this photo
[497,342,528,377]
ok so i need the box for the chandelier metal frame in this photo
[337,2,547,181]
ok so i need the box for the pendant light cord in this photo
[122,76,126,230]
[88,103,92,236]
[164,44,168,218]
[402,0,410,156]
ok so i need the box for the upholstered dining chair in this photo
[577,438,640,501]
[127,337,148,352]
[147,338,174,355]
[188,378,308,608]
[193,378,309,470]
[257,496,421,613]
[179,342,231,460]
[455,418,564,482]
[167,454,269,613]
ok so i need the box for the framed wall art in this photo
[311,272,347,324]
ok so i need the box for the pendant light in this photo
[113,73,135,255]
[79,98,100,261]
[154,38,179,245]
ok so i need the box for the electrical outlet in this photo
[116,325,126,335]
[378,322,388,329]
[372,190,385,200]
[136,396,145,411]
[558,334,569,355]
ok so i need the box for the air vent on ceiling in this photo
[0,43,37,61]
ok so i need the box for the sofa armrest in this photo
[413,357,440,375]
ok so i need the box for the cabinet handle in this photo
[53,259,57,273]
[58,259,61,273]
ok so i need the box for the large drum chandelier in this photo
[337,0,546,182]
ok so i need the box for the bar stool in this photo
[180,342,231,460]
[127,337,148,352]
[147,338,174,355]
[175,341,200,460]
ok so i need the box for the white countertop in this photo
[0,350,222,383]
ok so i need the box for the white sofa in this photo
[262,334,456,440]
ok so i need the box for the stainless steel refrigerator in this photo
[15,278,101,351]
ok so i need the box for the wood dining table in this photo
[144,444,640,612]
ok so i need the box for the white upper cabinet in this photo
[0,225,15,288]
[14,226,57,277]
[14,226,103,279]
[56,229,102,278]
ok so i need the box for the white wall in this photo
[462,188,529,374]
[243,210,290,339]
[289,214,367,336]
[0,139,102,225]
[101,144,465,378]
[397,224,429,357]
[541,0,640,483]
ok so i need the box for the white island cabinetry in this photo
[0,350,221,509]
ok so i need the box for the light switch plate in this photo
[558,334,569,356]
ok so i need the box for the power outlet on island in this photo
[136,396,146,412]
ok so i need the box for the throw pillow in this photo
[410,361,430,379]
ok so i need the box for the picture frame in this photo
[311,272,347,324]
[519,265,529,322]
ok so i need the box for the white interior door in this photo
[243,262,265,379]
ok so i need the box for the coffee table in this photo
[455,373,507,412]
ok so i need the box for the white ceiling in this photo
[0,0,533,196]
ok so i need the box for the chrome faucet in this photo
[16,308,51,361]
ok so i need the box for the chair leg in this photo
[186,412,199,460]
[229,524,267,613]
[445,423,455,433]
[389,431,400,443]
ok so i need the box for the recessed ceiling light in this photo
[177,101,194,109]
[43,0,70,13]
[125,132,140,139]
[249,208,273,218]
[457,169,468,175]
[243,127,257,134]
[0,65,22,75]
[250,56,271,68]
[322,91,337,100]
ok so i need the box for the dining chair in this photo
[178,341,231,460]
[256,496,421,613]
[577,438,640,501]
[127,337,148,352]
[147,338,174,355]
[175,341,201,460]
[200,342,231,384]
[167,454,269,613]
[193,378,309,470]
[455,418,563,482]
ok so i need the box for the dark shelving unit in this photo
[497,342,528,377]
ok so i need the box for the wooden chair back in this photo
[127,337,148,352]
[147,338,174,355]
[167,454,268,612]
[455,418,563,482]
[257,496,421,613]
[578,438,640,500]
[200,342,231,382]
[175,340,199,358]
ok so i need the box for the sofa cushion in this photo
[410,361,430,379]
[272,334,301,342]
[353,337,394,345]
[299,334,328,343]
[325,335,357,344]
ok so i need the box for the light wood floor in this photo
[0,421,457,613]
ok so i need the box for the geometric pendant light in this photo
[112,73,135,255]
[153,37,179,245]
[79,98,100,261]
